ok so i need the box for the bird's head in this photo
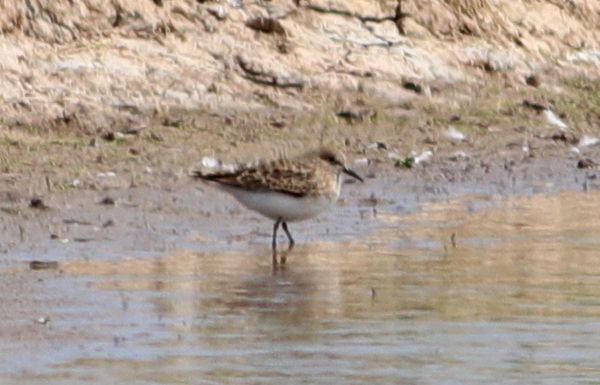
[317,147,363,183]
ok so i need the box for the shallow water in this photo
[3,191,600,384]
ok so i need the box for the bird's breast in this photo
[228,188,335,222]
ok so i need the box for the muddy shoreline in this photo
[1,130,599,382]
[1,146,597,264]
[1,154,600,382]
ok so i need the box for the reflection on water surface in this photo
[4,191,600,384]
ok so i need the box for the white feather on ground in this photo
[578,135,600,147]
[543,109,568,131]
[414,150,433,165]
[444,126,466,142]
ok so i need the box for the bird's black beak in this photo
[343,167,364,183]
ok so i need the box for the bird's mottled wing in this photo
[194,159,319,197]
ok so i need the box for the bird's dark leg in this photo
[282,222,294,249]
[272,217,282,265]
[280,221,294,264]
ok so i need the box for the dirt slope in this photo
[0,0,598,132]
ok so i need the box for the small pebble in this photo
[99,197,116,206]
[29,198,49,210]
[35,316,50,325]
[578,158,596,169]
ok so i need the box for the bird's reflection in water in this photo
[133,245,347,339]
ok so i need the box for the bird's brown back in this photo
[194,157,336,198]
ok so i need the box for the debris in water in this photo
[29,260,59,270]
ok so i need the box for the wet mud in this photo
[1,161,600,383]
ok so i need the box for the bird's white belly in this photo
[227,188,336,222]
